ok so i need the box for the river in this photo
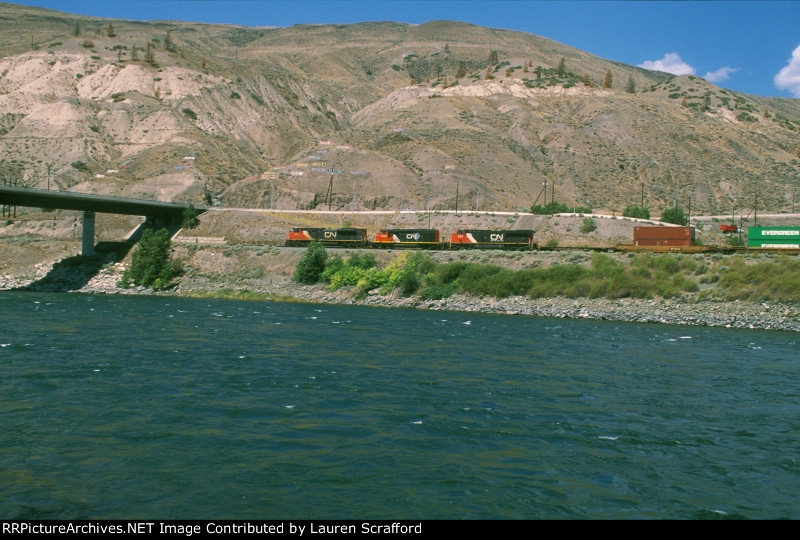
[1,291,798,519]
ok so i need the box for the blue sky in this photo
[8,1,800,98]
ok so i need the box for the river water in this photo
[1,291,798,520]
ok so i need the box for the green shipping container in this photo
[747,227,800,248]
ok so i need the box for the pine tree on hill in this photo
[603,69,613,89]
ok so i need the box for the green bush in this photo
[623,205,651,219]
[302,246,709,302]
[579,218,597,234]
[293,242,327,284]
[181,203,200,229]
[119,228,178,290]
[530,201,569,215]
[660,206,688,225]
[714,256,800,302]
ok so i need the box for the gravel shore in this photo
[5,249,800,333]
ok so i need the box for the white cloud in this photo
[703,66,738,83]
[774,44,800,98]
[638,53,696,76]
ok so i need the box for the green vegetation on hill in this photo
[295,245,706,300]
[293,244,800,304]
[118,228,180,290]
[711,256,800,303]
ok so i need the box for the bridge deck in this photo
[0,186,205,219]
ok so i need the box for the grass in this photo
[178,249,800,307]
[305,249,707,301]
[431,252,699,300]
[711,256,800,303]
[178,288,299,302]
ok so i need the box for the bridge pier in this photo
[81,211,95,257]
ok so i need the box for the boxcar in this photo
[285,227,368,247]
[372,228,441,248]
[449,229,535,249]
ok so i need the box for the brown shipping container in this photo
[633,226,694,246]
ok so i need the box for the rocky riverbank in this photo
[265,286,800,332]
[5,245,800,333]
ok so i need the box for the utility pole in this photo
[641,183,644,207]
[688,192,692,223]
[47,164,51,190]
[754,192,758,227]
[455,180,459,213]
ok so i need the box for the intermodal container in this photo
[747,227,800,248]
[633,226,694,246]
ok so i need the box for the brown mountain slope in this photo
[1,2,799,221]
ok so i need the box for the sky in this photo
[7,0,800,98]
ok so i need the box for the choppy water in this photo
[1,291,799,519]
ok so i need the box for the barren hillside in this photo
[0,2,799,233]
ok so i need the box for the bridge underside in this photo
[0,186,205,256]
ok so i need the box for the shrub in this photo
[182,108,197,120]
[714,256,800,302]
[579,218,597,234]
[419,283,457,300]
[623,205,651,219]
[118,228,177,290]
[531,201,569,215]
[660,207,688,225]
[181,203,200,229]
[293,242,327,284]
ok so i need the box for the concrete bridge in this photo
[0,186,206,256]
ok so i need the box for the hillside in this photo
[1,1,799,236]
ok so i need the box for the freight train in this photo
[285,227,536,250]
[285,225,800,254]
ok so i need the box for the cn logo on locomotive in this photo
[324,231,337,238]
[490,233,504,241]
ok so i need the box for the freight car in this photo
[616,226,708,252]
[449,229,535,250]
[285,227,368,247]
[633,226,695,247]
[373,228,441,248]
